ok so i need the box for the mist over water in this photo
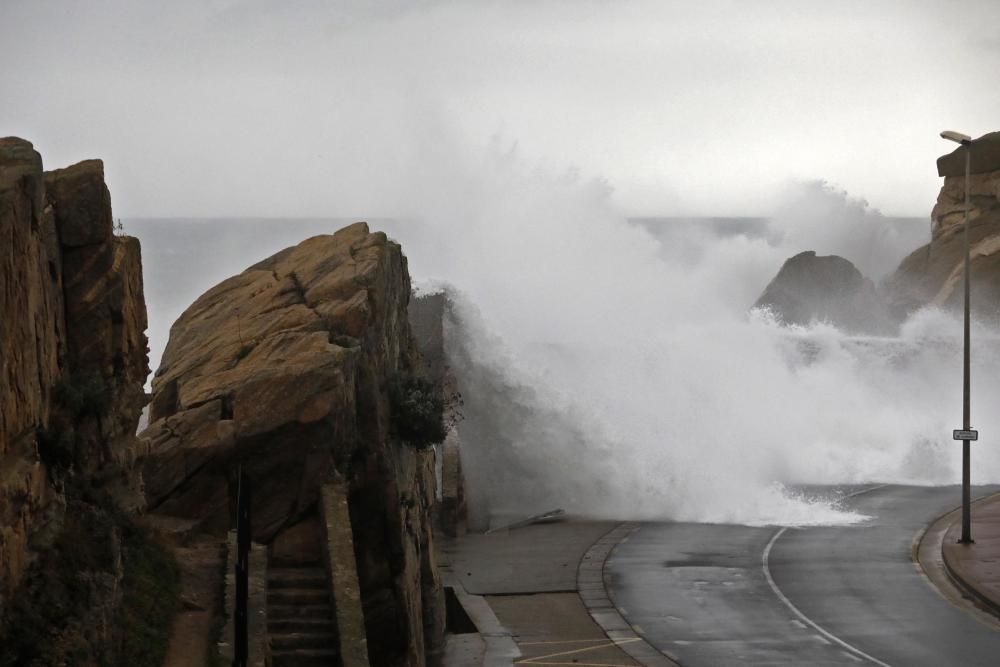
[132,143,1000,529]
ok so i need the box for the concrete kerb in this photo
[937,492,1000,620]
[578,523,682,667]
[915,492,1000,626]
[440,570,521,666]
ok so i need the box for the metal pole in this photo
[960,144,973,544]
[234,466,251,666]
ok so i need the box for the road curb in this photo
[938,492,1000,620]
[915,491,1000,625]
[577,523,681,667]
[438,538,521,665]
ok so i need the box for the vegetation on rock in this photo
[0,485,178,667]
[37,372,111,474]
[53,372,112,419]
[116,521,181,666]
[390,372,450,449]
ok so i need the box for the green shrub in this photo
[390,373,448,449]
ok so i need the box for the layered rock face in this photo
[753,251,890,333]
[139,223,444,665]
[885,132,1000,319]
[0,137,149,601]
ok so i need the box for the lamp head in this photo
[941,130,973,145]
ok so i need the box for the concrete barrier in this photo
[320,482,371,667]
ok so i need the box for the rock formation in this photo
[755,132,1000,332]
[884,132,1000,321]
[139,223,445,665]
[0,138,165,664]
[753,251,890,333]
[0,137,149,595]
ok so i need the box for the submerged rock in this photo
[753,251,890,333]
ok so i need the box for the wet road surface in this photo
[606,484,1000,666]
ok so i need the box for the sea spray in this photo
[130,144,1000,528]
[395,144,1000,528]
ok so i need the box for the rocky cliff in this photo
[0,138,63,596]
[0,138,171,665]
[885,132,1000,319]
[1,137,149,595]
[138,222,444,665]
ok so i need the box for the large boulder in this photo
[139,222,443,665]
[753,251,890,333]
[885,133,1000,320]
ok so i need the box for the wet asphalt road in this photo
[605,484,1000,666]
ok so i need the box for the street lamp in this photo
[940,129,975,544]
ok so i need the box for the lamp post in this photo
[940,129,974,544]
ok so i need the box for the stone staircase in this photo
[267,558,341,666]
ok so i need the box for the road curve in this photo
[605,484,1000,666]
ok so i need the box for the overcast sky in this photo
[2,0,998,217]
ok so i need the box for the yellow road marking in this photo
[515,638,641,664]
[519,639,621,646]
[520,662,639,666]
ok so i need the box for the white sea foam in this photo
[387,140,1000,529]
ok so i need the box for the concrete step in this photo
[268,567,328,589]
[268,617,336,635]
[270,647,341,667]
[267,587,329,606]
[270,631,338,651]
[268,603,333,620]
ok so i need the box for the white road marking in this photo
[811,634,832,645]
[790,619,807,629]
[844,484,889,499]
[761,484,893,667]
[842,650,864,662]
